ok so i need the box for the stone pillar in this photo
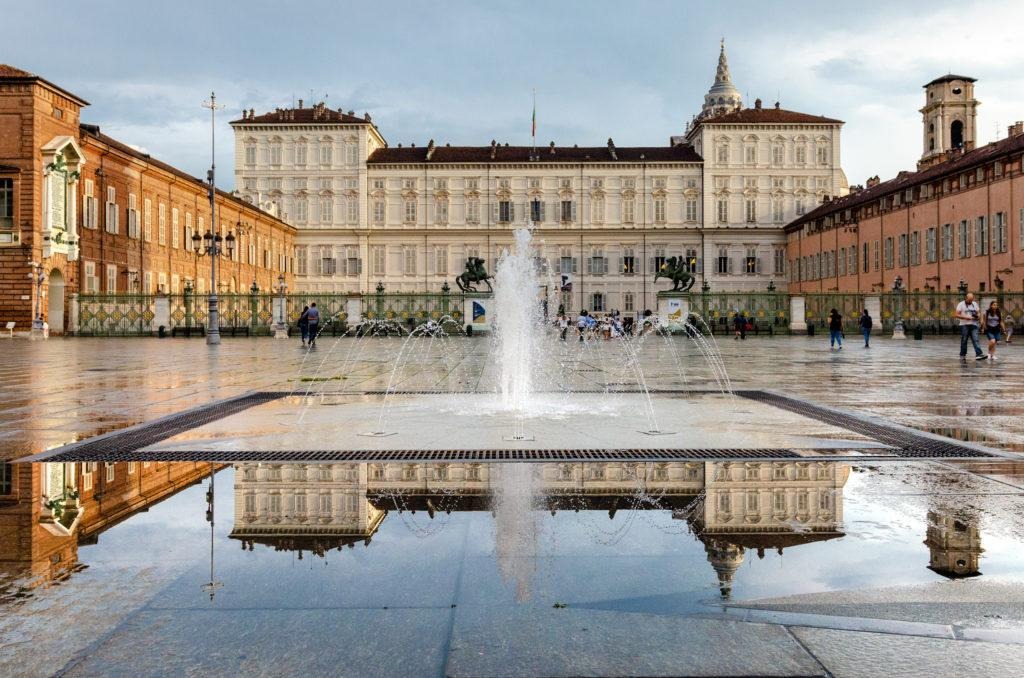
[465,294,491,333]
[789,296,806,333]
[656,293,690,326]
[864,296,881,334]
[68,293,80,335]
[346,296,362,325]
[154,295,170,335]
[272,297,288,339]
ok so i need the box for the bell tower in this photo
[919,74,978,169]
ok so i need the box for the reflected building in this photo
[231,460,850,597]
[0,461,211,591]
[925,507,983,578]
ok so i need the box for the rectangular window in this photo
[795,197,805,216]
[158,203,167,245]
[898,233,908,266]
[591,292,605,312]
[296,199,308,222]
[744,199,756,223]
[588,246,607,275]
[319,144,332,165]
[862,242,869,273]
[925,227,937,263]
[530,199,543,223]
[372,199,385,224]
[435,199,449,225]
[653,197,665,223]
[685,198,698,222]
[622,197,635,223]
[623,291,634,312]
[592,197,605,223]
[941,223,953,260]
[170,208,179,248]
[403,246,416,275]
[320,198,333,222]
[105,185,118,234]
[82,179,97,229]
[774,248,786,275]
[772,199,783,223]
[371,245,386,275]
[884,237,894,269]
[346,143,358,165]
[795,145,807,164]
[873,240,880,271]
[434,245,448,275]
[296,246,308,275]
[744,247,758,275]
[909,231,920,266]
[403,198,417,223]
[269,143,282,165]
[104,264,117,294]
[245,144,257,165]
[975,216,988,255]
[466,198,480,224]
[0,178,13,234]
[347,198,358,224]
[816,145,828,164]
[653,246,667,272]
[771,145,783,165]
[621,245,636,275]
[994,212,1007,253]
[958,220,970,258]
[717,246,730,275]
[744,146,756,164]
[717,198,728,223]
[295,143,307,166]
[105,463,115,483]
[684,248,698,273]
[560,200,574,222]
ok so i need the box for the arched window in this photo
[950,120,964,149]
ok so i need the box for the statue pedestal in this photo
[656,292,690,326]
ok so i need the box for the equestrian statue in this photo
[455,257,493,293]
[654,256,696,292]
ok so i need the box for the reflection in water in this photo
[230,460,853,600]
[0,461,213,595]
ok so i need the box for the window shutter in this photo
[617,256,623,273]
[696,257,703,274]
[727,257,735,274]
[571,201,577,222]
[540,202,546,221]
[756,257,763,274]
[572,258,578,273]
[586,257,593,274]
[492,201,499,222]
[510,202,515,223]
[357,258,363,274]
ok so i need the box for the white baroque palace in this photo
[231,43,848,313]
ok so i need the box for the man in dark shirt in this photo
[306,302,320,347]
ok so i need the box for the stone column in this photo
[154,294,170,336]
[68,293,80,335]
[789,296,806,333]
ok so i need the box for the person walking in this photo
[983,300,1005,361]
[306,302,321,348]
[828,308,843,349]
[557,312,569,341]
[576,310,588,343]
[733,311,747,340]
[1005,312,1015,343]
[954,292,986,360]
[858,308,873,348]
[298,305,310,346]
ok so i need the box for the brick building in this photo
[785,75,1024,295]
[0,65,296,335]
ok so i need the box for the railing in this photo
[78,294,158,336]
[802,293,866,332]
[361,293,464,327]
[694,292,790,333]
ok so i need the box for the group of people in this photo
[296,302,320,347]
[822,293,1015,360]
[557,309,649,341]
[956,293,1013,361]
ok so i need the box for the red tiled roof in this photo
[0,64,89,106]
[785,132,1024,233]
[230,107,370,125]
[696,106,843,126]
[78,124,294,231]
[367,144,702,164]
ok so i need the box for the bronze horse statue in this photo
[456,257,493,293]
[654,256,697,292]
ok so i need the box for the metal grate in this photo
[734,390,994,458]
[41,447,861,464]
[35,392,285,461]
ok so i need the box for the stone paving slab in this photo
[445,606,825,676]
[790,626,1024,678]
[61,608,452,678]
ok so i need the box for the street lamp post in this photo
[191,227,235,342]
[201,91,226,345]
[892,275,906,339]
[273,273,289,339]
[27,261,46,339]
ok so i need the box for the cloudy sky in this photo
[7,0,1023,190]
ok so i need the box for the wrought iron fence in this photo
[77,294,158,336]
[694,293,790,333]
[361,293,465,327]
[803,293,866,331]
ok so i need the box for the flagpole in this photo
[531,88,536,161]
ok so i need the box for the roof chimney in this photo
[298,99,303,108]
[1009,121,1024,138]
[866,175,881,188]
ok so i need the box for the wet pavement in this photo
[1,335,1023,676]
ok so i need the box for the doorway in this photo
[48,268,65,334]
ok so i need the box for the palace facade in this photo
[785,75,1024,295]
[0,65,296,334]
[232,43,847,314]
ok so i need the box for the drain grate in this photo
[39,447,850,463]
[36,392,286,461]
[735,391,993,458]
